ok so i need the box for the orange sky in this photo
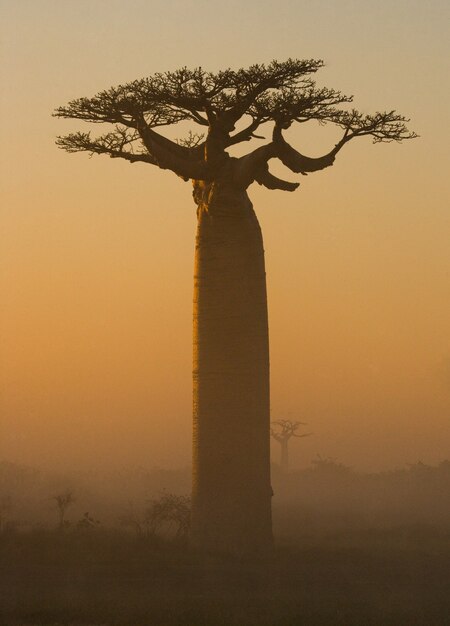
[1,0,449,471]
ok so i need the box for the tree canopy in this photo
[271,420,312,443]
[54,59,417,192]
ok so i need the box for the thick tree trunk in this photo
[191,181,273,554]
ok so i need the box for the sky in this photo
[0,0,449,472]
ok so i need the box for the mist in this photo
[2,458,450,537]
[2,458,449,624]
[1,1,449,624]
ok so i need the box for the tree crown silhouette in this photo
[54,59,416,191]
[271,419,312,443]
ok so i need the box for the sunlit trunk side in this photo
[191,180,273,554]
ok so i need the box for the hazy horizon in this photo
[1,0,449,474]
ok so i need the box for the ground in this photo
[1,525,449,626]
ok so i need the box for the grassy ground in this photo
[1,526,449,626]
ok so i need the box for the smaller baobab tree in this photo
[271,420,312,471]
[53,490,75,531]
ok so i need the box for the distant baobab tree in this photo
[54,59,416,554]
[271,419,312,471]
[53,490,75,531]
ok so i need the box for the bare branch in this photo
[136,118,210,179]
[271,420,310,441]
[57,123,210,181]
[221,58,327,127]
[255,163,299,192]
[272,125,337,174]
[250,84,353,128]
[234,123,337,188]
[176,130,205,148]
[325,108,418,143]
[226,118,263,146]
[234,142,277,187]
[56,131,158,165]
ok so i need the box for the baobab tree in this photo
[54,59,416,554]
[53,490,75,531]
[271,419,312,471]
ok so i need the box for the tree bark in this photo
[191,180,273,554]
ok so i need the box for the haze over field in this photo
[1,0,449,472]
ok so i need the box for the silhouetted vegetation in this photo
[270,419,312,470]
[53,490,76,531]
[1,458,450,538]
[272,458,450,544]
[0,459,449,624]
[121,492,191,541]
